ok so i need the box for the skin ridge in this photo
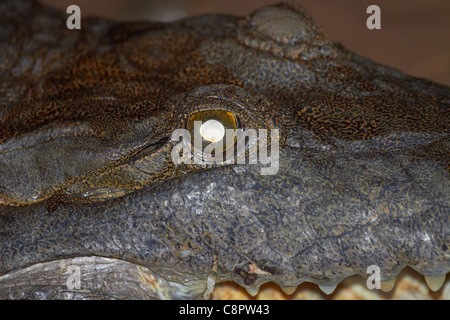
[0,0,449,298]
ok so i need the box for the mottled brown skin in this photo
[0,0,449,299]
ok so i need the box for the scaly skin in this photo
[0,1,448,299]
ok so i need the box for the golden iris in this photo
[186,110,239,155]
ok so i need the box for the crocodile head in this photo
[0,1,448,299]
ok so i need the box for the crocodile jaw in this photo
[0,256,447,299]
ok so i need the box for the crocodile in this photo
[0,0,448,299]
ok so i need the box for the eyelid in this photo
[133,136,170,159]
[186,110,239,129]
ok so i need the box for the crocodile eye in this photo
[186,110,240,157]
[199,119,225,143]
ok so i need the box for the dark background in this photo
[40,0,450,86]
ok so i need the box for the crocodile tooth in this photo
[245,286,260,297]
[318,284,337,295]
[380,279,396,292]
[424,275,446,292]
[280,286,297,295]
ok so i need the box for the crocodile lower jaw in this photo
[0,256,447,299]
